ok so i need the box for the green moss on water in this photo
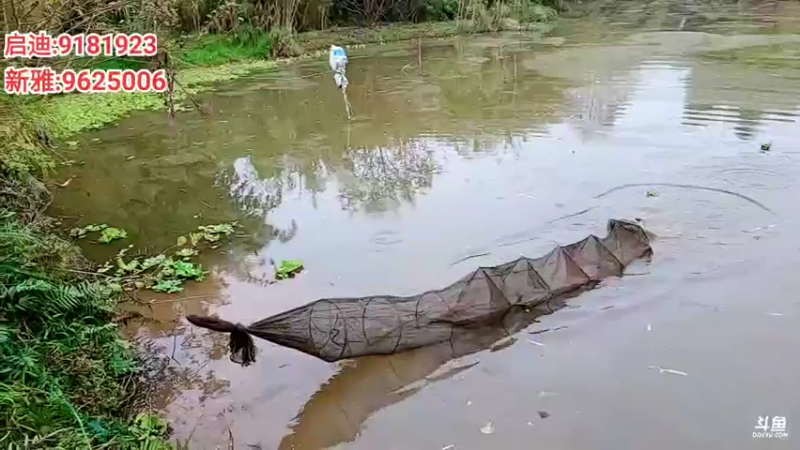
[31,93,163,138]
[699,43,800,70]
[16,56,287,140]
[180,59,279,85]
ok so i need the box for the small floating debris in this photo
[450,251,491,266]
[538,411,550,419]
[442,445,455,450]
[529,325,568,335]
[527,339,545,346]
[648,365,688,376]
[760,142,772,152]
[646,190,659,198]
[480,422,495,435]
[57,176,75,188]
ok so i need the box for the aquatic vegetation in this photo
[275,259,305,280]
[99,227,129,243]
[85,221,238,294]
[27,92,164,138]
[69,224,129,243]
[69,223,109,239]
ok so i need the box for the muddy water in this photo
[51,1,800,448]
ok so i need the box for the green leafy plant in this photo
[151,279,183,293]
[99,226,128,243]
[69,223,107,239]
[88,222,237,295]
[69,223,129,244]
[129,412,170,439]
[275,259,304,280]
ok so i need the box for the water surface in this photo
[51,1,800,448]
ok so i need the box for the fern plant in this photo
[0,209,172,448]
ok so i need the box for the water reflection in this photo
[50,38,575,256]
[224,156,285,216]
[337,139,438,212]
[278,295,575,450]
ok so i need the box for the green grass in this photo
[81,57,152,71]
[178,32,274,67]
[0,209,173,448]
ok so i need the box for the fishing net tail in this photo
[185,315,258,366]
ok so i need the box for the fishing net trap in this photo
[186,219,653,365]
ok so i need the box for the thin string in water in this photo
[342,87,353,120]
[594,183,775,215]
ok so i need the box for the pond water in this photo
[50,0,800,448]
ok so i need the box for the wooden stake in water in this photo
[418,35,423,76]
[342,87,353,120]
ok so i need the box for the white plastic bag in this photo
[329,45,349,90]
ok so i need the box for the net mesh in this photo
[186,219,652,365]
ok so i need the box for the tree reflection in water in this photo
[336,138,438,213]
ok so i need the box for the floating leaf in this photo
[99,227,128,243]
[116,257,140,273]
[69,223,107,239]
[141,254,166,269]
[173,260,205,279]
[275,259,304,280]
[177,235,188,247]
[189,232,204,246]
[151,279,182,293]
[175,248,198,258]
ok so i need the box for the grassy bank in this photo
[0,210,174,448]
[0,95,175,447]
